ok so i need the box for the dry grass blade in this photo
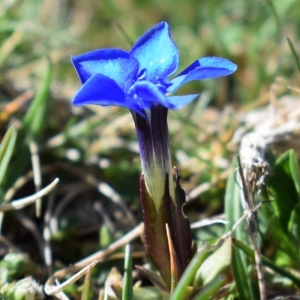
[0,178,59,211]
[45,260,98,296]
[3,164,58,203]
[44,188,56,276]
[29,139,42,217]
[191,214,228,229]
[0,90,33,123]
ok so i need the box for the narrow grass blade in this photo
[271,150,300,232]
[122,244,133,300]
[0,124,17,163]
[23,57,52,141]
[287,37,300,73]
[0,124,17,187]
[192,275,226,300]
[0,30,22,67]
[264,0,280,32]
[81,265,92,300]
[225,160,253,300]
[114,22,134,46]
[171,244,209,300]
[233,238,300,287]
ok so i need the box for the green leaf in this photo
[290,152,300,196]
[122,244,133,300]
[133,287,169,300]
[271,150,300,232]
[192,275,227,300]
[0,124,17,188]
[224,159,254,300]
[135,265,168,292]
[139,172,193,288]
[233,238,300,287]
[139,175,171,287]
[267,217,299,265]
[288,202,300,242]
[171,244,209,300]
[23,57,52,141]
[194,237,232,287]
[81,265,92,300]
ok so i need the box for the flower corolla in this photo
[71,22,237,117]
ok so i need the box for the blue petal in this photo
[71,49,140,89]
[130,22,179,83]
[132,81,166,108]
[72,73,144,115]
[164,94,199,110]
[168,57,237,92]
[132,82,198,110]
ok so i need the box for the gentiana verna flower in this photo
[71,21,237,287]
[72,22,236,115]
[72,21,236,210]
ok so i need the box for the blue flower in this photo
[71,23,237,284]
[71,22,237,117]
[71,21,237,212]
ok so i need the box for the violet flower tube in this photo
[71,21,237,288]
